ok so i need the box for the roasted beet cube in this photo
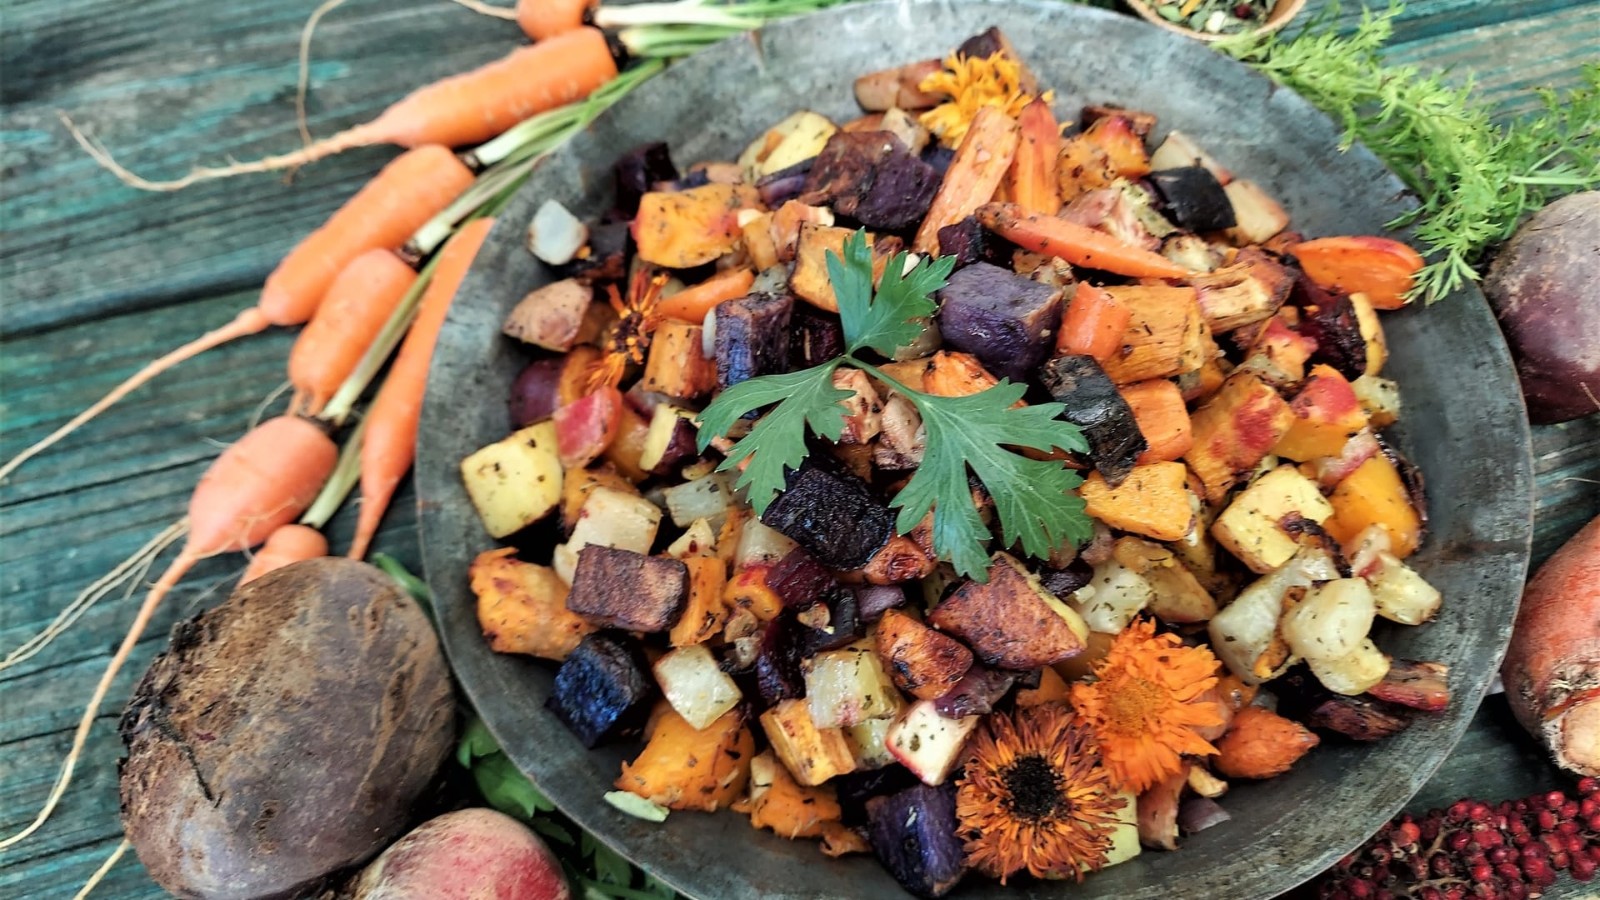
[1308,694,1413,741]
[801,131,939,231]
[854,583,908,622]
[1297,286,1367,381]
[713,291,793,389]
[1149,166,1236,232]
[935,215,1015,270]
[932,663,1016,718]
[936,262,1063,381]
[753,614,807,705]
[614,143,678,217]
[767,549,836,609]
[866,783,967,898]
[1037,558,1094,599]
[547,633,655,748]
[761,461,894,570]
[756,158,815,208]
[1038,354,1148,486]
[566,546,688,633]
[789,306,846,370]
[795,587,865,656]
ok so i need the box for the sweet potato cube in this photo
[789,224,893,313]
[641,320,718,400]
[1014,665,1073,708]
[1099,285,1206,384]
[1326,455,1422,558]
[738,750,848,841]
[616,706,754,812]
[1056,133,1119,201]
[876,608,974,701]
[1119,379,1192,465]
[470,548,595,660]
[1210,465,1336,574]
[927,553,1089,669]
[1184,373,1295,502]
[1082,115,1152,178]
[567,546,688,633]
[761,699,858,786]
[633,183,762,268]
[1275,365,1370,461]
[1079,461,1195,542]
[670,557,731,647]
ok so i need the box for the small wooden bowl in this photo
[1125,0,1307,42]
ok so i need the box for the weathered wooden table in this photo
[2,0,1596,896]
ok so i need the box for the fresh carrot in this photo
[1057,282,1133,363]
[0,415,338,849]
[656,268,756,323]
[0,146,472,483]
[241,524,330,584]
[70,28,618,192]
[288,249,419,416]
[977,202,1193,280]
[518,0,592,39]
[1502,514,1600,776]
[347,218,496,560]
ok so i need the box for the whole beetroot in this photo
[120,558,454,900]
[352,808,572,900]
[1483,190,1600,424]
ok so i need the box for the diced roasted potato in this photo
[1367,551,1443,625]
[654,644,743,730]
[637,405,699,474]
[642,320,719,400]
[566,546,688,633]
[1351,373,1402,428]
[761,698,858,786]
[1072,557,1154,634]
[852,59,944,111]
[502,279,592,352]
[1308,637,1391,696]
[885,700,980,786]
[1281,578,1377,663]
[1208,548,1339,684]
[662,471,737,531]
[1222,179,1289,245]
[805,638,901,729]
[470,547,595,660]
[1184,373,1295,502]
[873,392,926,470]
[1149,130,1233,185]
[844,715,901,771]
[1210,465,1335,574]
[738,111,839,179]
[616,706,753,812]
[1098,285,1207,384]
[927,553,1089,669]
[554,486,663,582]
[560,465,639,534]
[1237,314,1317,389]
[1190,248,1292,333]
[460,421,563,538]
[1110,537,1217,623]
[832,368,884,444]
[875,608,974,701]
[1078,461,1195,542]
[667,518,719,560]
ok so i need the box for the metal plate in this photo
[416,2,1535,896]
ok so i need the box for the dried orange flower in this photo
[1070,617,1223,794]
[955,703,1126,883]
[584,268,667,393]
[919,52,1051,148]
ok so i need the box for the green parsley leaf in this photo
[885,378,1091,579]
[696,362,850,514]
[457,715,500,768]
[470,751,555,819]
[829,230,954,356]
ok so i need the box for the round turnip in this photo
[120,558,455,900]
[1483,190,1600,424]
[351,808,572,900]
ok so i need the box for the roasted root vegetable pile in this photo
[462,27,1451,897]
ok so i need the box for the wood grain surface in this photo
[1,0,1596,896]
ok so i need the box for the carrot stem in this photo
[300,415,369,529]
[0,308,271,482]
[320,254,443,424]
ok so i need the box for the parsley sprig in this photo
[697,231,1091,580]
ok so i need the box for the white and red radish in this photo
[352,808,571,900]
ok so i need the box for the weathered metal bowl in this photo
[416,2,1534,896]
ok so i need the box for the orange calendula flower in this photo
[1070,617,1224,794]
[584,267,667,393]
[919,52,1052,148]
[955,704,1126,883]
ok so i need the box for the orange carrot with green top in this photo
[978,202,1193,279]
[288,249,419,416]
[347,218,496,560]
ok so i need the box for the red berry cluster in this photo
[1316,777,1600,899]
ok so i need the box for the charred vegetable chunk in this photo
[866,783,968,898]
[1296,282,1368,382]
[802,131,940,231]
[713,291,793,389]
[797,587,867,656]
[936,262,1063,381]
[757,158,817,209]
[1039,354,1149,486]
[789,306,846,371]
[547,632,655,748]
[761,461,894,570]
[876,608,974,701]
[560,221,631,284]
[936,215,1012,269]
[1308,694,1414,741]
[927,553,1089,669]
[614,143,679,217]
[754,614,808,705]
[1367,659,1450,712]
[932,663,1016,718]
[566,545,688,633]
[1148,166,1236,232]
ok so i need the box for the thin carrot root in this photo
[0,520,186,673]
[0,308,271,482]
[74,839,131,900]
[0,550,200,850]
[446,0,519,19]
[295,0,352,149]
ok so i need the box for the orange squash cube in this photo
[1325,455,1422,558]
[1275,365,1370,461]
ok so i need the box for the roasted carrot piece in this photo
[1004,98,1062,216]
[1119,379,1193,465]
[913,106,1021,253]
[1289,236,1425,310]
[1056,283,1133,363]
[977,202,1193,279]
[657,268,756,323]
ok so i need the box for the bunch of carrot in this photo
[0,0,844,857]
